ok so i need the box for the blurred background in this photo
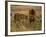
[10,5,42,32]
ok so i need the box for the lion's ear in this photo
[29,9,35,15]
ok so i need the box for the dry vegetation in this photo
[10,5,42,32]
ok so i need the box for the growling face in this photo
[14,13,28,25]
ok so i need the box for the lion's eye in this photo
[20,16,23,19]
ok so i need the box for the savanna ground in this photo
[10,5,42,32]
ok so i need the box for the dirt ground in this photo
[10,5,42,32]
